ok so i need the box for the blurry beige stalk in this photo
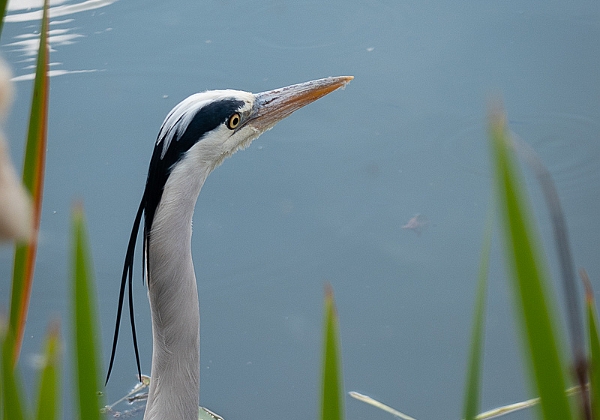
[0,58,32,242]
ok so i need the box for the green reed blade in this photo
[321,285,344,420]
[35,322,60,420]
[463,206,493,420]
[1,326,27,420]
[0,0,8,39]
[489,106,572,420]
[9,0,50,364]
[581,270,600,419]
[71,205,103,420]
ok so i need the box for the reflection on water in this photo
[6,0,117,22]
[5,28,83,56]
[11,68,99,81]
[4,0,116,79]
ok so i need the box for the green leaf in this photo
[1,326,27,420]
[489,105,572,420]
[321,284,344,420]
[0,0,9,39]
[71,205,103,420]
[35,322,61,420]
[462,206,493,420]
[582,270,600,419]
[9,0,51,364]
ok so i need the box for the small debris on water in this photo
[402,214,428,236]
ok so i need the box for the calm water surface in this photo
[1,0,599,419]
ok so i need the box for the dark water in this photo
[1,0,599,419]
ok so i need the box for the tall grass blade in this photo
[581,269,600,419]
[0,0,8,38]
[515,135,588,416]
[9,0,50,363]
[1,326,27,420]
[463,207,493,420]
[71,205,102,420]
[321,284,344,420]
[35,322,60,420]
[489,105,572,420]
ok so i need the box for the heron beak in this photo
[249,76,353,132]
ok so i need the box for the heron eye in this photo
[227,113,241,130]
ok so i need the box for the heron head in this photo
[143,76,353,230]
[155,76,353,173]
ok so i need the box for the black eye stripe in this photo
[145,98,245,235]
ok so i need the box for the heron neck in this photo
[143,165,209,420]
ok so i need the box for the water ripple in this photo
[448,113,600,188]
[5,0,117,22]
[4,0,117,80]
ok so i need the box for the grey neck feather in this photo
[143,150,212,420]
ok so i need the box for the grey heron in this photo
[106,76,353,420]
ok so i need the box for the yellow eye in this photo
[227,113,241,130]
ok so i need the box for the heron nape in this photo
[105,76,353,420]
